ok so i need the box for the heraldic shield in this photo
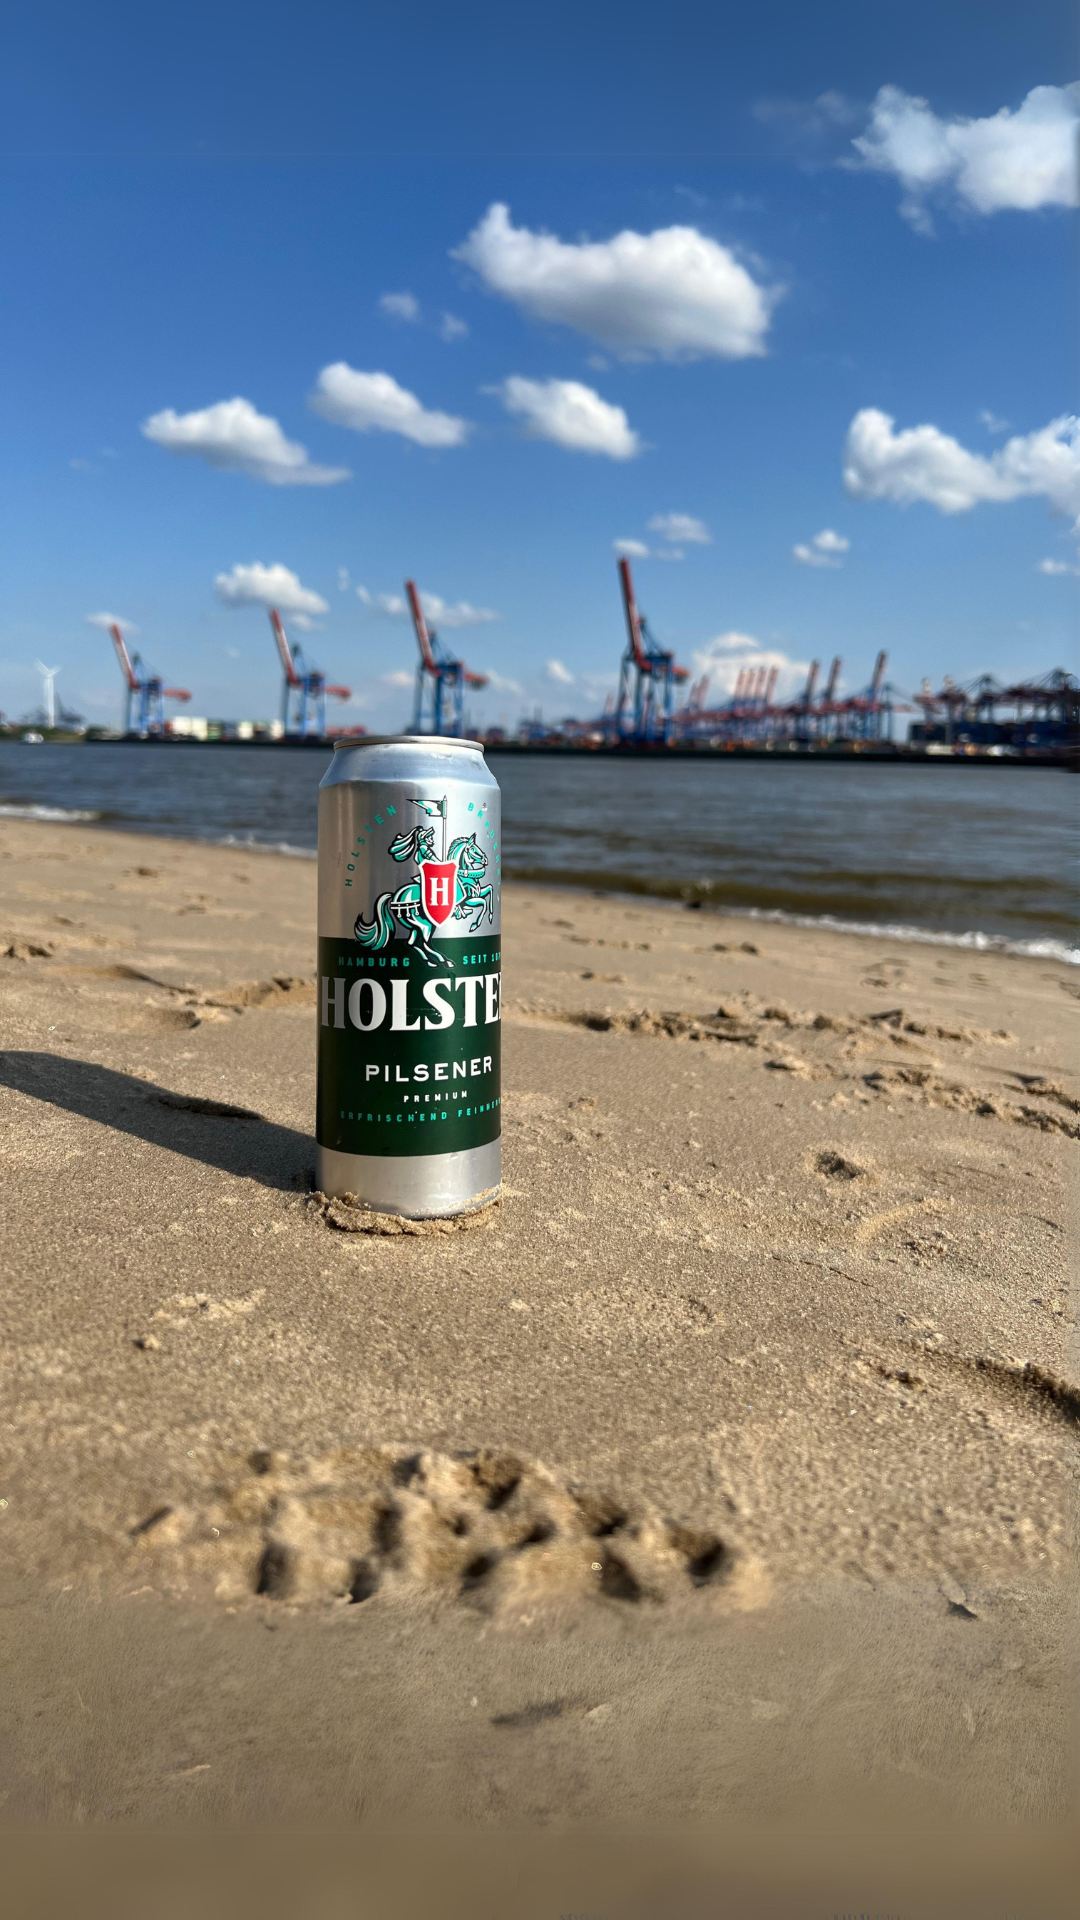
[421,860,458,926]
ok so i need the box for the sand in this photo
[0,816,1075,1854]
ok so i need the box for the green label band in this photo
[316,935,501,1158]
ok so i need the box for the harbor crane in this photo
[911,668,1077,751]
[814,657,843,741]
[109,623,190,736]
[405,580,488,737]
[684,674,710,717]
[789,659,820,736]
[998,669,1078,733]
[269,610,350,739]
[614,556,690,745]
[839,651,895,742]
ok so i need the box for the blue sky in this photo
[1,0,1076,731]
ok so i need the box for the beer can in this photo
[316,735,501,1216]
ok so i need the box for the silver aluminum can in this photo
[316,735,501,1216]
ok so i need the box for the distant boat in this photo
[21,731,44,743]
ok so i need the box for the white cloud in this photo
[495,375,641,459]
[142,397,349,486]
[71,447,118,475]
[379,295,469,342]
[214,563,329,617]
[793,527,850,568]
[381,669,415,687]
[647,512,712,545]
[337,568,351,592]
[86,611,138,634]
[453,202,775,361]
[357,586,497,627]
[482,669,523,695]
[546,659,575,684]
[674,184,710,209]
[310,364,471,448]
[852,83,1080,229]
[614,512,712,560]
[380,291,420,322]
[1036,557,1079,575]
[980,409,1010,434]
[843,408,1080,523]
[419,592,498,629]
[691,631,809,698]
[357,587,407,616]
[754,90,863,138]
[580,670,618,698]
[612,537,683,560]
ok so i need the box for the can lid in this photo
[332,733,486,753]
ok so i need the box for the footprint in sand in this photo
[121,1446,754,1616]
[813,1149,873,1182]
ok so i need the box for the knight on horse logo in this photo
[354,796,494,967]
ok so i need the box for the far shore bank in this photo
[3,726,1076,767]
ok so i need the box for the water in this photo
[0,742,1076,961]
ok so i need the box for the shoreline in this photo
[13,729,1075,767]
[1,805,1076,964]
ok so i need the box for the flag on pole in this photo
[413,795,447,858]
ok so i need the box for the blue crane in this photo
[270,609,351,738]
[406,580,488,736]
[614,557,689,745]
[110,623,190,735]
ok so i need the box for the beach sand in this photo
[0,817,1075,1838]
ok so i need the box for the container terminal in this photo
[3,560,1076,763]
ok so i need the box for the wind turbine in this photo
[34,661,61,730]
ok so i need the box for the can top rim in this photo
[332,733,486,753]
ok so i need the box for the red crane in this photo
[108,623,190,734]
[614,556,689,744]
[268,609,350,737]
[815,656,843,738]
[405,580,488,736]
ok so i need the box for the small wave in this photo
[0,809,314,855]
[734,908,1080,967]
[504,863,1078,964]
[0,801,101,823]
[208,833,316,860]
[5,809,1072,962]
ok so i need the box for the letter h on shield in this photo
[422,860,458,926]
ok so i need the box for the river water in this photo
[0,743,1075,961]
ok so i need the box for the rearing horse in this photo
[354,826,494,967]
